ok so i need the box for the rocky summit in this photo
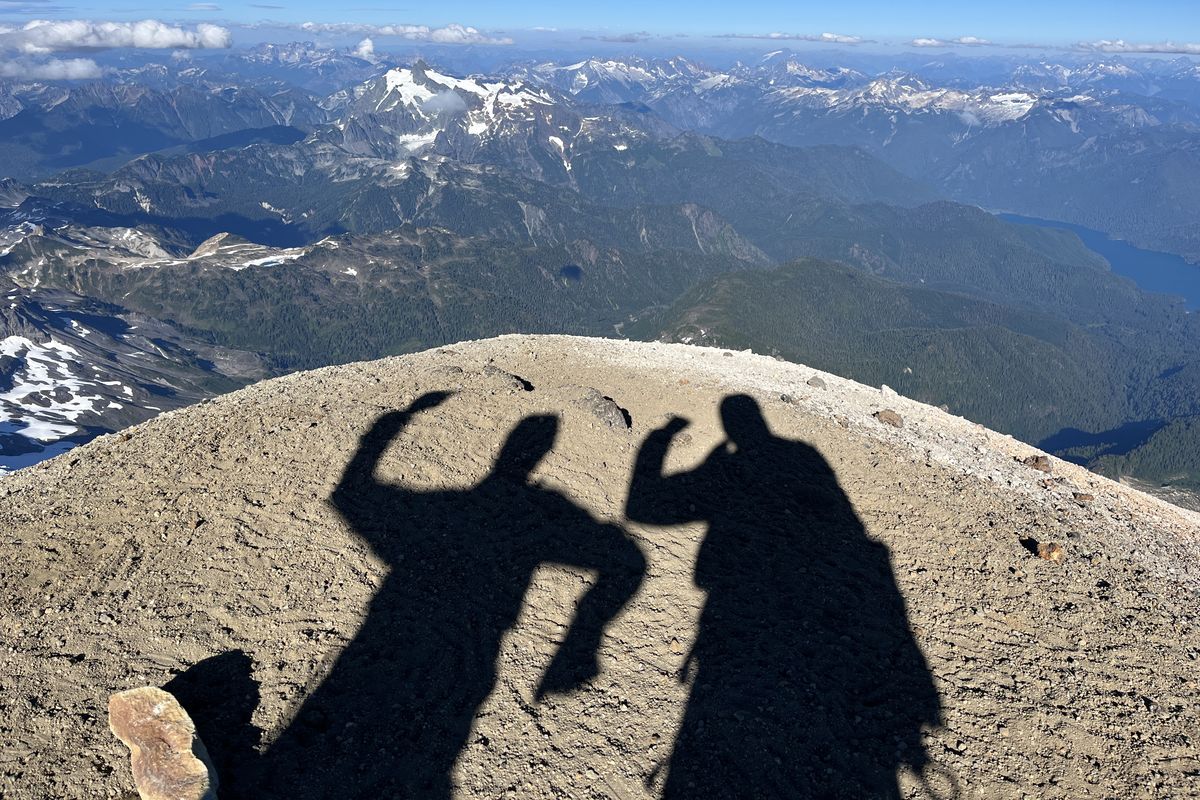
[2,335,1198,798]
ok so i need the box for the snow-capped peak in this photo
[372,63,553,116]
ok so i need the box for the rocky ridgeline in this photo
[2,335,1198,799]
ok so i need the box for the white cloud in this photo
[186,3,222,10]
[591,31,653,43]
[910,36,992,48]
[296,21,512,45]
[428,23,506,44]
[0,56,102,79]
[353,37,374,59]
[814,32,863,44]
[1079,39,1200,55]
[5,20,232,54]
[421,89,467,114]
[717,31,865,44]
[0,0,72,11]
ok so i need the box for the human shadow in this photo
[627,395,941,799]
[228,391,647,798]
[162,651,261,787]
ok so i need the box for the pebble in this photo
[1037,542,1066,564]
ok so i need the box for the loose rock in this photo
[1037,542,1066,564]
[807,376,826,389]
[108,687,216,800]
[874,409,904,428]
[574,389,631,430]
[1020,455,1052,473]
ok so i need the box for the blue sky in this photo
[279,0,1195,43]
[2,0,1198,49]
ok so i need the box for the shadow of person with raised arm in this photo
[239,391,645,798]
[627,395,941,799]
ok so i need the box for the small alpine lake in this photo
[999,213,1200,311]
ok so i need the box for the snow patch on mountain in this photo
[379,68,437,111]
[0,335,133,470]
[767,77,1039,124]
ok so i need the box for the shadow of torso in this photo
[629,402,940,799]
[260,485,576,796]
[242,401,645,799]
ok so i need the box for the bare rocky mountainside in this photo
[2,334,1198,799]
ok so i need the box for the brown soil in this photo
[1,335,1198,799]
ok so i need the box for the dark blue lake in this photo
[999,213,1200,311]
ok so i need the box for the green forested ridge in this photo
[636,258,1200,465]
[1091,417,1200,491]
[26,228,746,370]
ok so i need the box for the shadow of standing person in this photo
[243,391,645,798]
[627,395,940,799]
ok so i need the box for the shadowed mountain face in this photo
[170,391,939,798]
[628,395,941,798]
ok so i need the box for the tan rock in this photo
[874,409,904,428]
[108,687,217,800]
[1037,542,1066,564]
[1020,454,1052,473]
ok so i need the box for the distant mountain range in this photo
[515,53,1200,261]
[2,47,1200,499]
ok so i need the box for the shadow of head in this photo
[163,651,261,778]
[720,394,772,449]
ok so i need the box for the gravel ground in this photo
[1,334,1198,799]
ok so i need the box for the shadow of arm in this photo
[625,416,699,526]
[331,391,452,515]
[536,517,646,699]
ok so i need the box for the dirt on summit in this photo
[1,335,1198,799]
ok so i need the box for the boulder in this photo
[1020,455,1052,473]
